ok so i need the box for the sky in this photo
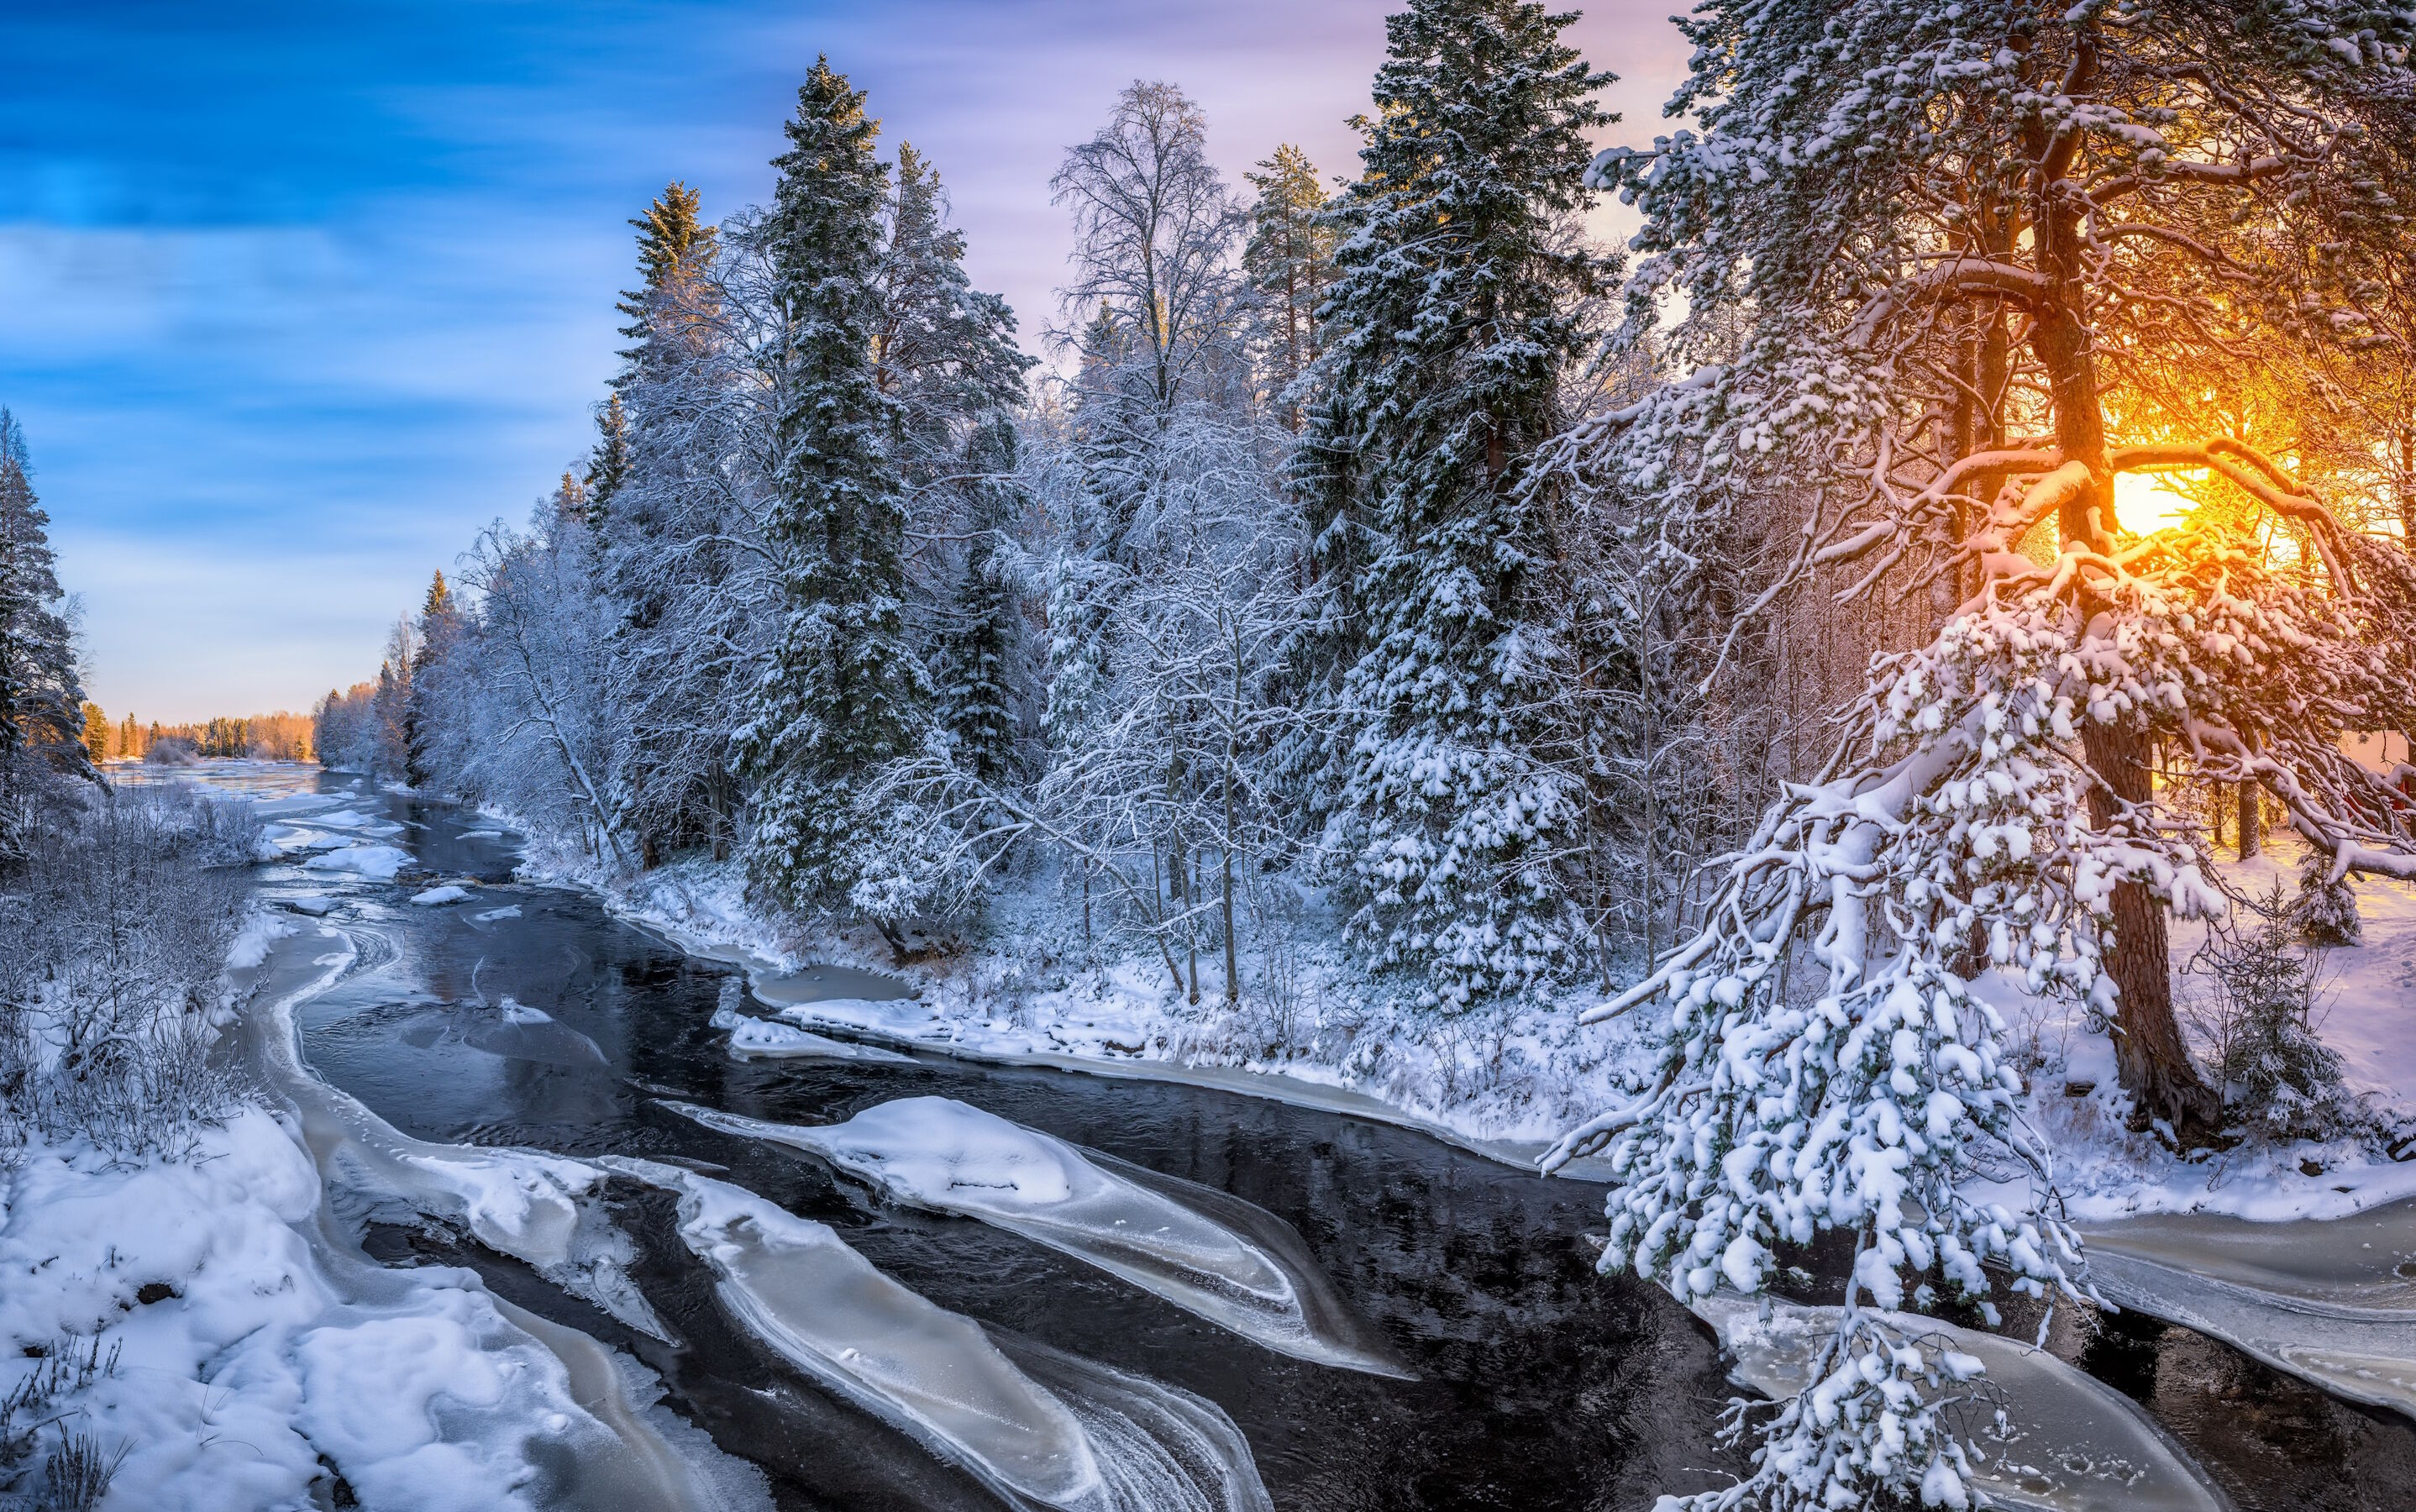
[0,0,1687,723]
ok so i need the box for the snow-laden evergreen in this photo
[1300,0,1615,1009]
[1536,0,2416,1500]
[738,58,930,927]
[0,410,92,857]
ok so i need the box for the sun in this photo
[2114,469,2203,537]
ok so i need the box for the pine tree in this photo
[614,182,718,380]
[1305,0,1614,1010]
[871,143,1032,477]
[935,417,1024,783]
[0,408,95,848]
[81,701,108,764]
[1242,144,1334,425]
[581,392,631,522]
[740,58,929,921]
[1540,0,2416,1499]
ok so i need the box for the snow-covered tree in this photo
[0,410,91,858]
[739,58,931,927]
[1300,0,1615,1010]
[418,491,624,864]
[1242,144,1335,425]
[581,392,631,522]
[871,143,1032,483]
[932,417,1029,785]
[1542,0,2416,1502]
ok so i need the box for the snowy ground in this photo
[1,767,764,1512]
[1985,830,2416,1226]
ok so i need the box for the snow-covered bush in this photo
[2193,885,2356,1143]
[2295,850,2362,948]
[0,785,249,1162]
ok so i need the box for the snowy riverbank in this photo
[507,842,1650,1175]
[0,910,760,1512]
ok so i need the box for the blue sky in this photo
[0,0,1682,722]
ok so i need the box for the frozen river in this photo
[192,763,2416,1509]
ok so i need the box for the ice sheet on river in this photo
[618,1161,1271,1512]
[396,999,612,1070]
[304,843,414,879]
[234,923,763,1512]
[667,1097,1409,1377]
[1692,1293,2225,1512]
[709,1005,914,1063]
[2083,1200,2416,1420]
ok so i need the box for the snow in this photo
[412,885,471,906]
[666,1099,1405,1376]
[710,1008,914,1063]
[473,905,524,922]
[303,843,413,879]
[461,829,507,839]
[1691,1293,2224,1512]
[283,894,339,916]
[0,919,767,1512]
[226,911,297,970]
[622,1160,1270,1512]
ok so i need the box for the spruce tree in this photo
[614,182,718,379]
[581,392,631,522]
[0,409,94,845]
[740,58,928,918]
[935,417,1024,783]
[407,570,459,788]
[1242,144,1334,424]
[1306,0,1614,1009]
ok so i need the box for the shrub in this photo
[0,785,250,1163]
[2190,883,2357,1142]
[2295,848,2362,947]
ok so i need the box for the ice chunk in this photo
[311,807,407,836]
[2084,1201,2416,1420]
[463,1000,612,1070]
[666,1098,1407,1377]
[473,905,524,922]
[283,894,339,916]
[461,828,507,839]
[618,1163,1271,1512]
[1693,1293,2225,1512]
[412,885,471,906]
[709,1007,914,1063]
[304,843,413,879]
[654,1166,1105,1506]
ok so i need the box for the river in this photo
[209,764,2416,1509]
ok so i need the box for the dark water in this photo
[263,773,2416,1511]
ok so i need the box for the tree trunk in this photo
[2027,119,2219,1142]
[2082,720,2222,1138]
[2238,779,2261,860]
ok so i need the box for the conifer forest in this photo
[8,1,2416,1508]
